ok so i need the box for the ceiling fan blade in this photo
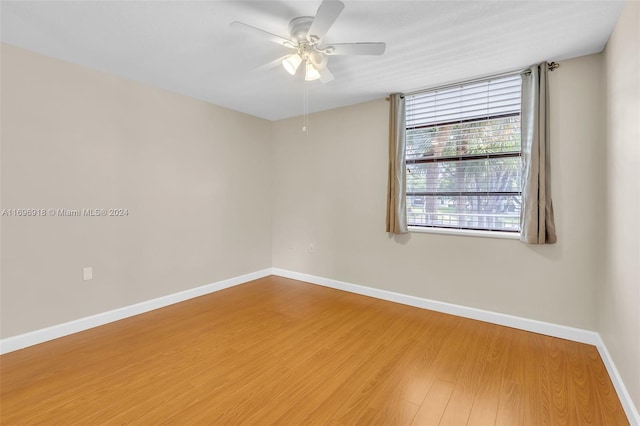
[230,21,296,48]
[323,42,386,56]
[307,0,345,44]
[319,66,335,83]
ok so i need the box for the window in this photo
[405,74,522,233]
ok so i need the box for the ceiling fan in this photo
[230,0,386,83]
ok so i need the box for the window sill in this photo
[408,226,520,240]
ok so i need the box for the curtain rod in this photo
[397,61,559,98]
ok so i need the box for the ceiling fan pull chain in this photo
[302,81,309,133]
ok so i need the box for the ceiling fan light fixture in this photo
[282,54,303,75]
[304,61,321,81]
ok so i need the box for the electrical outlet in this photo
[83,267,93,281]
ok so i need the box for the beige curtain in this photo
[386,93,408,234]
[520,63,557,244]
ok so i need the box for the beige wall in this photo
[601,0,640,412]
[1,44,273,338]
[272,53,605,330]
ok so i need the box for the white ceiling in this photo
[1,1,623,121]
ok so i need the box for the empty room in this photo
[1,0,638,424]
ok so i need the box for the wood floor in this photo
[0,276,628,425]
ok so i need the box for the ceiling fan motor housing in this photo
[288,16,329,69]
[288,16,315,43]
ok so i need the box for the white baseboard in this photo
[271,268,639,425]
[0,268,272,355]
[595,335,640,425]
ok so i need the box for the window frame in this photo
[404,74,523,236]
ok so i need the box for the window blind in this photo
[405,74,522,232]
